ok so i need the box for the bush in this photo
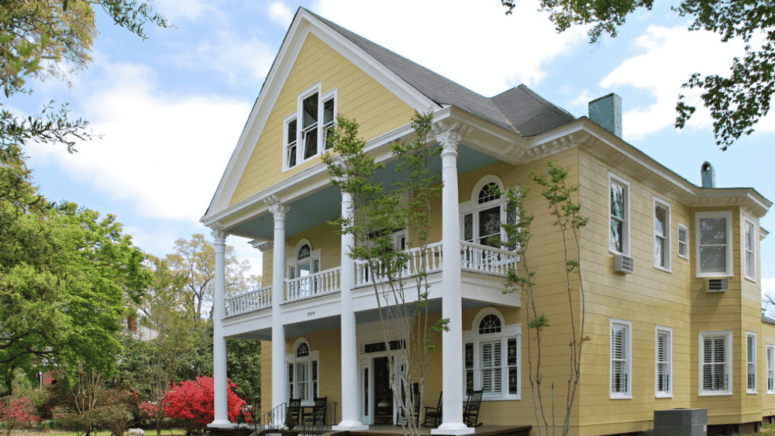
[163,377,246,435]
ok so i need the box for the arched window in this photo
[461,177,517,250]
[463,308,521,400]
[287,339,319,404]
[287,240,321,298]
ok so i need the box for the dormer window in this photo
[285,85,336,170]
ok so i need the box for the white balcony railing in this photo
[460,241,518,275]
[355,242,443,286]
[285,267,341,302]
[225,285,272,316]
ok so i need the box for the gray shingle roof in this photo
[306,8,575,137]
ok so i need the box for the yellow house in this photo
[201,8,773,436]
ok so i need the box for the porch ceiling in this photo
[227,144,500,240]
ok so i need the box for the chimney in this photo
[701,161,715,188]
[589,93,622,138]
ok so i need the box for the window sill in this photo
[610,394,632,400]
[748,390,758,395]
[745,275,757,284]
[767,391,775,395]
[609,248,629,257]
[699,391,732,396]
[654,265,672,273]
[678,254,689,260]
[655,393,673,399]
[481,395,520,402]
[696,272,733,279]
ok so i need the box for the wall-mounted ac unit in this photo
[707,279,729,292]
[614,255,634,274]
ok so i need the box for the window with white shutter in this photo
[656,327,672,397]
[699,331,732,395]
[287,339,319,404]
[747,332,757,393]
[461,308,520,400]
[610,319,631,398]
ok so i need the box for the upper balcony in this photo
[225,240,519,318]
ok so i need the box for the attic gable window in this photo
[284,85,337,170]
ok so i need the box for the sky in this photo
[15,0,775,307]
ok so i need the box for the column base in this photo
[332,421,369,431]
[207,420,233,429]
[431,423,474,435]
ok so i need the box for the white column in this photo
[209,229,231,428]
[267,196,290,423]
[432,131,473,435]
[334,191,369,431]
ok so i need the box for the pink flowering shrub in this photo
[0,397,40,436]
[163,377,246,435]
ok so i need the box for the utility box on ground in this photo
[653,408,707,436]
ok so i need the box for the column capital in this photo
[436,130,462,157]
[209,227,227,245]
[265,195,290,220]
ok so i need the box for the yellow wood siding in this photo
[229,33,415,206]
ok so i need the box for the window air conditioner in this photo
[707,278,728,292]
[614,255,634,274]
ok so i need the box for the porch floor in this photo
[331,425,531,436]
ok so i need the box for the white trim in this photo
[699,330,733,396]
[766,344,775,394]
[608,173,630,256]
[459,176,517,251]
[653,198,671,272]
[743,216,757,282]
[462,308,521,401]
[747,331,757,394]
[286,337,320,405]
[655,326,672,398]
[610,319,632,399]
[695,211,733,278]
[677,223,689,260]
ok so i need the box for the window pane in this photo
[302,93,318,128]
[700,246,727,273]
[323,99,334,125]
[610,219,623,252]
[479,206,501,247]
[700,218,727,245]
[464,214,473,242]
[610,184,624,219]
[478,183,500,204]
[304,128,318,159]
[655,237,665,267]
[479,314,501,334]
[655,206,666,236]
[287,119,297,144]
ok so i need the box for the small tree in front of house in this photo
[323,113,447,436]
[500,162,588,436]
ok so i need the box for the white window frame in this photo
[610,319,632,399]
[695,211,733,277]
[462,308,521,401]
[460,176,518,251]
[747,332,757,394]
[766,344,775,394]
[653,198,671,272]
[286,338,320,405]
[287,240,321,297]
[677,223,689,260]
[655,326,672,398]
[744,217,757,282]
[699,330,732,396]
[283,83,337,171]
[609,173,630,255]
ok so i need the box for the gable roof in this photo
[306,8,574,137]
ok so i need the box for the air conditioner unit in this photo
[614,255,634,274]
[707,278,729,292]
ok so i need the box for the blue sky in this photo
[15,0,775,301]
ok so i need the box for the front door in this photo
[373,357,393,425]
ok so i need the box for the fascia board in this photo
[202,9,439,225]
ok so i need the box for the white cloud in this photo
[170,31,275,85]
[27,62,251,223]
[314,0,587,96]
[570,89,594,107]
[152,0,215,23]
[268,2,294,28]
[600,25,747,140]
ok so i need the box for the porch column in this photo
[209,229,230,428]
[432,130,473,435]
[334,191,369,431]
[267,196,290,420]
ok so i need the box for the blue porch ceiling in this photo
[230,144,501,240]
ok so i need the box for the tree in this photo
[323,113,447,436]
[163,376,246,435]
[501,0,774,150]
[166,234,259,321]
[500,162,588,436]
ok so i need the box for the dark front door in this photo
[374,356,393,424]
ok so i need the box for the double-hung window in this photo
[656,327,672,397]
[696,211,733,277]
[654,199,670,270]
[610,319,632,398]
[744,217,756,281]
[609,174,630,254]
[284,86,336,169]
[287,339,319,404]
[463,309,520,400]
[462,181,516,249]
[700,330,732,395]
[287,241,320,299]
[677,224,689,259]
[747,332,757,393]
[767,345,775,393]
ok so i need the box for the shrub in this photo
[162,377,246,435]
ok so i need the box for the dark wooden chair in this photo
[423,391,442,428]
[286,397,301,427]
[302,396,327,425]
[463,390,483,427]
